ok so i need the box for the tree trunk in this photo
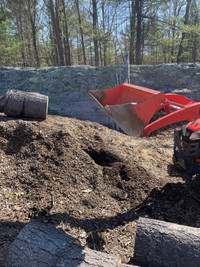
[135,0,142,65]
[129,0,136,65]
[134,217,200,267]
[101,0,107,66]
[49,26,59,65]
[27,0,40,67]
[61,0,71,65]
[75,0,86,65]
[55,0,65,66]
[92,0,99,66]
[48,0,65,66]
[16,16,26,67]
[27,28,33,66]
[192,0,198,63]
[192,34,197,63]
[6,222,135,267]
[177,0,192,63]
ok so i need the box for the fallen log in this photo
[6,222,137,267]
[134,217,200,267]
[1,89,48,119]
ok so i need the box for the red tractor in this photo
[90,83,200,137]
[173,118,200,176]
[90,83,200,175]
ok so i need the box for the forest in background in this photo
[0,0,200,67]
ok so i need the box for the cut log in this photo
[3,90,48,119]
[0,95,6,111]
[134,217,200,267]
[6,222,137,267]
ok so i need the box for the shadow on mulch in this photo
[3,171,200,266]
[32,172,200,247]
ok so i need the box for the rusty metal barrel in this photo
[1,90,48,119]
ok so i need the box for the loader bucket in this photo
[90,83,166,136]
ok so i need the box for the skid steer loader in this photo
[90,83,200,137]
[90,83,200,175]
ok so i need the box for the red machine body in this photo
[173,118,200,175]
[187,118,200,133]
[90,83,200,137]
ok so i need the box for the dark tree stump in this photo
[3,90,48,119]
[134,217,200,267]
[6,222,136,267]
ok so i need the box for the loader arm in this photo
[143,102,200,136]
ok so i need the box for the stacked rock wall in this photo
[0,64,199,125]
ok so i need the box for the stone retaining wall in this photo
[0,64,199,126]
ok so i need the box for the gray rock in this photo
[0,64,199,123]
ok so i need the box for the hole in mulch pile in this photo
[84,148,121,166]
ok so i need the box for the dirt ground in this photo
[0,112,200,266]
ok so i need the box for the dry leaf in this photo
[14,205,21,211]
[117,257,122,264]
[82,189,92,193]
[128,228,135,235]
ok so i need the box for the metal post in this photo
[115,72,119,86]
[126,51,130,83]
[119,60,122,84]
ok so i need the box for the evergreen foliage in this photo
[0,0,199,67]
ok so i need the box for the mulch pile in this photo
[0,114,200,266]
